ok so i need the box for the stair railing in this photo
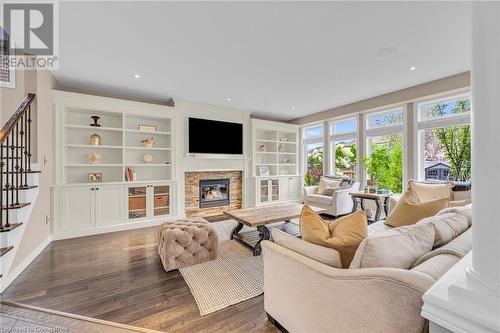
[0,93,35,230]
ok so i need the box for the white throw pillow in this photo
[316,177,342,195]
[349,223,435,269]
[271,228,342,268]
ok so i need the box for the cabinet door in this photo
[61,186,93,231]
[271,179,280,201]
[287,177,301,200]
[259,179,269,204]
[128,186,148,220]
[95,185,124,226]
[152,185,170,217]
[279,178,289,201]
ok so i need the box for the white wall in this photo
[172,98,253,216]
[0,67,56,271]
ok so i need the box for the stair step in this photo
[1,202,30,210]
[1,185,38,191]
[0,246,13,257]
[0,222,23,232]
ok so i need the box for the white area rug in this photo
[179,219,264,316]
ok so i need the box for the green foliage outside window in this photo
[427,99,471,181]
[363,136,403,193]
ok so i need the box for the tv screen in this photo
[188,118,243,155]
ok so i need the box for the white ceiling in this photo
[54,1,471,121]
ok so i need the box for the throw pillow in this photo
[349,223,435,269]
[417,212,469,247]
[300,205,367,268]
[271,228,342,268]
[408,180,454,202]
[316,177,342,195]
[384,189,450,228]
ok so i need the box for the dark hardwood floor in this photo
[1,226,279,333]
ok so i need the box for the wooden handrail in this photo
[0,93,35,145]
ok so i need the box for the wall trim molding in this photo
[0,235,52,293]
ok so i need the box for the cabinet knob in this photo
[91,188,94,191]
[96,187,99,190]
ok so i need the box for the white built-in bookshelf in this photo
[61,106,173,185]
[253,126,299,177]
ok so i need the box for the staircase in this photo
[0,93,40,292]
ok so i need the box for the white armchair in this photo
[303,181,361,217]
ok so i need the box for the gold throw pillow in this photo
[385,189,450,228]
[300,205,368,268]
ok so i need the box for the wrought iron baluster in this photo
[15,122,19,205]
[5,134,10,228]
[24,111,28,186]
[27,105,32,172]
[0,142,4,229]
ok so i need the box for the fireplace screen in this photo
[199,179,230,208]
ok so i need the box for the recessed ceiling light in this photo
[409,66,416,71]
[291,107,296,111]
[226,97,232,101]
[134,74,141,79]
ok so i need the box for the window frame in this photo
[0,32,15,89]
[302,123,326,181]
[329,116,358,179]
[363,105,406,193]
[414,93,472,180]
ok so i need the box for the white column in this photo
[470,0,500,288]
[422,3,500,332]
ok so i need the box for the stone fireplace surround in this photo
[185,171,243,218]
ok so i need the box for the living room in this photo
[0,1,498,333]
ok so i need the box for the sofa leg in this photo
[266,313,289,333]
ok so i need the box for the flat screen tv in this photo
[188,118,243,155]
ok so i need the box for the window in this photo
[303,124,324,186]
[367,108,403,129]
[417,95,471,181]
[329,117,357,179]
[0,27,14,88]
[365,107,404,193]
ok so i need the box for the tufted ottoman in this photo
[158,218,218,272]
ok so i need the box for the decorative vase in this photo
[90,133,101,146]
[88,152,101,164]
[258,144,266,152]
[143,154,153,163]
[367,179,378,193]
[90,116,101,127]
[142,137,155,148]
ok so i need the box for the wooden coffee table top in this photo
[223,203,325,227]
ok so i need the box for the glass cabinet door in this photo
[153,185,170,217]
[260,180,269,203]
[128,186,147,219]
[271,179,279,201]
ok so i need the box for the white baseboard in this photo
[0,235,52,293]
[51,215,183,241]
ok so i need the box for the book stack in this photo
[125,167,137,182]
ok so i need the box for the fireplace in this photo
[199,179,230,208]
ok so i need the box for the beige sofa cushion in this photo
[411,254,461,281]
[385,189,450,227]
[271,228,342,268]
[350,223,435,269]
[306,193,333,206]
[316,177,342,195]
[417,212,469,247]
[300,206,367,268]
[367,220,393,236]
[409,179,454,201]
[437,204,472,227]
[412,228,472,267]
